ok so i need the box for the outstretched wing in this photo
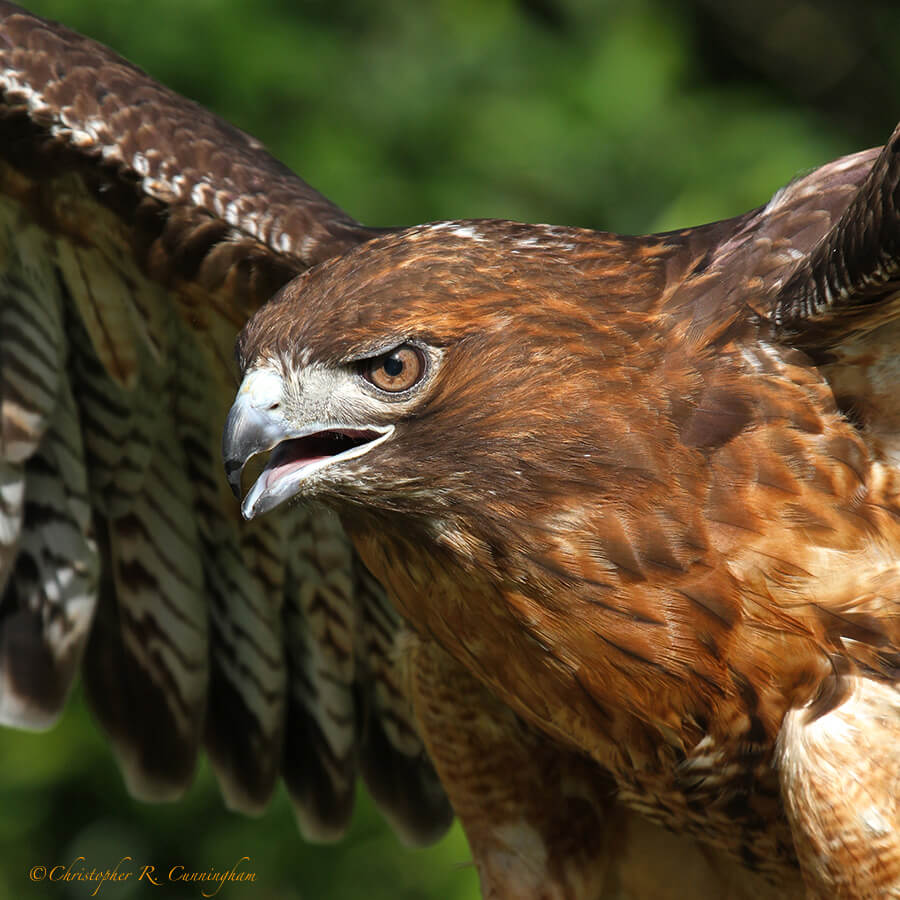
[0,1,450,845]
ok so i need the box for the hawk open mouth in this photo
[239,424,394,519]
[263,428,388,484]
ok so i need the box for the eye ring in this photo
[363,344,426,393]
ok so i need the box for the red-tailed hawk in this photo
[1,4,898,898]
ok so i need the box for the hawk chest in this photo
[348,523,803,880]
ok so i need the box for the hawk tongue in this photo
[264,430,373,486]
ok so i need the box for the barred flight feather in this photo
[283,503,359,839]
[205,513,288,813]
[0,460,23,596]
[84,391,208,800]
[355,564,454,846]
[170,321,283,810]
[2,367,97,728]
[0,191,91,725]
[0,196,64,465]
[66,296,163,516]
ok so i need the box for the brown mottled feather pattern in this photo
[410,637,805,899]
[0,0,448,849]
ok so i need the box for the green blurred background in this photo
[2,1,899,898]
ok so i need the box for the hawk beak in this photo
[223,369,394,520]
[222,368,294,504]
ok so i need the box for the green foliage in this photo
[4,1,899,897]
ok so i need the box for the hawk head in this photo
[223,219,678,543]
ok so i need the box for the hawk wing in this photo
[0,1,450,845]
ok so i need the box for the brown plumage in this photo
[230,171,900,895]
[1,3,898,898]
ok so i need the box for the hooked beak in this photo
[223,369,394,520]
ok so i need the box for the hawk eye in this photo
[363,345,425,393]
